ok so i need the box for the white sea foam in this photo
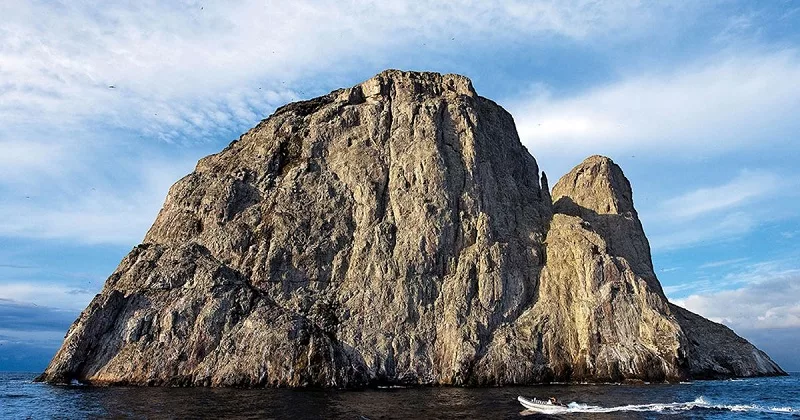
[521,396,796,415]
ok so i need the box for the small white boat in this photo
[517,396,568,414]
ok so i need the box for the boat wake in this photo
[521,397,796,415]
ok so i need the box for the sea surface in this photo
[1,372,798,419]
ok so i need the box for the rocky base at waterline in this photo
[37,70,785,387]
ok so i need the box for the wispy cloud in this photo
[0,150,198,245]
[0,264,35,269]
[714,12,759,43]
[0,298,79,333]
[0,284,95,311]
[666,258,800,300]
[1,0,677,142]
[648,211,757,251]
[663,282,705,296]
[781,230,800,239]
[658,171,781,221]
[674,274,800,330]
[641,169,797,252]
[698,257,750,269]
[513,50,800,161]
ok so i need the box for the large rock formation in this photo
[38,70,784,387]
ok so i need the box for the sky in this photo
[1,0,799,372]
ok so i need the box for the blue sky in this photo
[1,0,799,371]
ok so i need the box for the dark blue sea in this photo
[1,372,798,419]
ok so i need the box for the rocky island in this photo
[38,70,785,387]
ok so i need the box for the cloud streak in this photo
[0,148,199,245]
[1,0,677,142]
[666,258,800,299]
[640,169,796,252]
[513,50,800,160]
[0,284,95,311]
[658,171,781,221]
[0,298,79,333]
[698,257,750,269]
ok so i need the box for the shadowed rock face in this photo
[37,70,784,387]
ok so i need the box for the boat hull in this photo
[517,396,568,414]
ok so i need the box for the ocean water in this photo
[1,372,798,419]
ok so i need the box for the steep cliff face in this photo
[476,156,783,383]
[38,70,784,387]
[671,304,784,378]
[476,156,685,383]
[538,155,685,382]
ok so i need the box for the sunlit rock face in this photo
[37,70,784,387]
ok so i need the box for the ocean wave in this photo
[523,397,796,415]
[3,393,31,399]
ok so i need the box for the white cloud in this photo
[0,152,197,245]
[649,210,757,252]
[658,171,781,221]
[667,258,800,299]
[0,140,67,178]
[781,230,800,239]
[0,0,677,140]
[641,170,797,252]
[668,260,800,368]
[673,274,800,330]
[513,50,800,161]
[698,257,749,269]
[0,284,95,311]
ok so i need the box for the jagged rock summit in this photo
[38,70,784,387]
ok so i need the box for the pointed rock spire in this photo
[551,155,661,294]
[552,155,634,216]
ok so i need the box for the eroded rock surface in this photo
[671,304,783,378]
[38,70,784,387]
[476,156,782,383]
